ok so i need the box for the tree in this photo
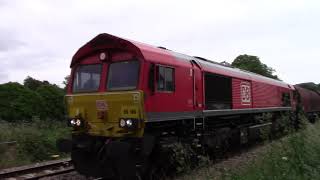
[0,82,45,121]
[232,54,279,80]
[62,75,70,91]
[36,84,65,120]
[23,76,57,91]
[23,76,44,91]
[0,76,67,122]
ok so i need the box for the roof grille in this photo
[157,46,171,51]
[193,56,231,68]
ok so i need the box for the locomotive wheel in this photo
[136,142,179,180]
[139,148,169,180]
[139,140,198,180]
[72,148,105,177]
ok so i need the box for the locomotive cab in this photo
[66,55,145,138]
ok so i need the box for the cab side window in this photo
[157,66,175,92]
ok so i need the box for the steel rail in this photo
[0,158,74,179]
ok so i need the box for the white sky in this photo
[0,0,319,86]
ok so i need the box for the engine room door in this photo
[191,60,203,110]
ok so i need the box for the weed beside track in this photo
[177,117,320,180]
[0,120,70,169]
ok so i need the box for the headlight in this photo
[118,118,140,130]
[70,119,76,125]
[119,119,126,128]
[76,119,81,126]
[126,119,133,127]
[69,118,83,127]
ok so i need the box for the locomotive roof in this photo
[170,51,292,89]
[72,33,293,90]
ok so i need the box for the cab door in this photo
[191,60,203,110]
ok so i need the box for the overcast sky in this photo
[0,0,319,86]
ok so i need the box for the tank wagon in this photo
[57,33,319,179]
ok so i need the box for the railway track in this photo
[0,158,75,179]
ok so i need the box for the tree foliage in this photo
[36,85,65,120]
[0,76,66,122]
[62,75,70,91]
[232,54,279,80]
[0,82,44,121]
[23,76,46,91]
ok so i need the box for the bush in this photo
[228,122,320,180]
[0,83,45,122]
[36,85,65,120]
[0,78,66,122]
[176,114,320,180]
[0,120,70,168]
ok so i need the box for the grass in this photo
[228,120,320,180]
[178,116,320,180]
[0,120,71,169]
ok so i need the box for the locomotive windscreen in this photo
[107,60,140,91]
[73,64,102,92]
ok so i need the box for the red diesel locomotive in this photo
[58,33,320,179]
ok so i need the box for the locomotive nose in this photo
[65,91,145,137]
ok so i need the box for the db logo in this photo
[241,82,251,105]
[96,100,108,111]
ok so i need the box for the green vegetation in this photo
[178,116,320,180]
[0,82,44,122]
[0,76,65,122]
[0,76,68,169]
[228,119,320,180]
[232,54,279,80]
[0,120,70,169]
